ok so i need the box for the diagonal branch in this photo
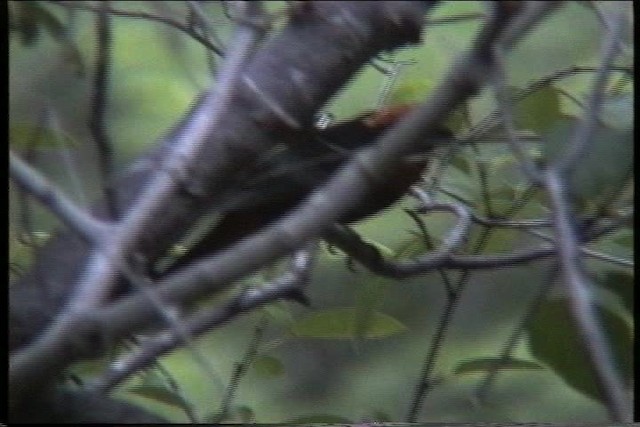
[10,1,436,414]
[9,151,109,244]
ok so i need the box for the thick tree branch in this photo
[10,1,435,416]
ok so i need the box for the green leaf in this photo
[290,308,407,340]
[69,357,112,380]
[613,229,633,248]
[127,385,189,410]
[507,2,603,85]
[481,228,517,253]
[527,298,633,402]
[488,148,542,195]
[262,301,296,327]
[389,80,435,105]
[365,240,396,258]
[441,161,481,207]
[450,152,474,176]
[127,371,191,410]
[252,355,285,377]
[453,357,544,375]
[393,232,433,259]
[599,270,634,316]
[353,279,389,344]
[323,236,394,260]
[542,117,633,204]
[10,122,77,148]
[514,85,563,134]
[205,404,256,423]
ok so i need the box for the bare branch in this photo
[489,43,543,183]
[89,0,118,219]
[10,1,269,408]
[475,265,560,403]
[554,11,625,172]
[91,244,316,393]
[50,0,225,56]
[544,169,631,422]
[537,12,631,420]
[326,224,556,278]
[9,151,108,244]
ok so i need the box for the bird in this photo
[158,104,453,275]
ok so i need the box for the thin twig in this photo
[186,0,223,76]
[10,151,108,244]
[474,265,559,402]
[425,12,485,26]
[404,208,455,294]
[411,187,472,253]
[489,43,542,183]
[468,65,632,142]
[91,244,316,393]
[580,247,633,268]
[526,227,633,269]
[10,3,268,408]
[215,319,267,423]
[73,2,267,309]
[49,0,224,56]
[89,0,119,219]
[544,169,630,421]
[535,15,631,420]
[555,12,624,172]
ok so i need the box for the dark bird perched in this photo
[159,104,453,275]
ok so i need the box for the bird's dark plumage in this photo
[161,105,452,274]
